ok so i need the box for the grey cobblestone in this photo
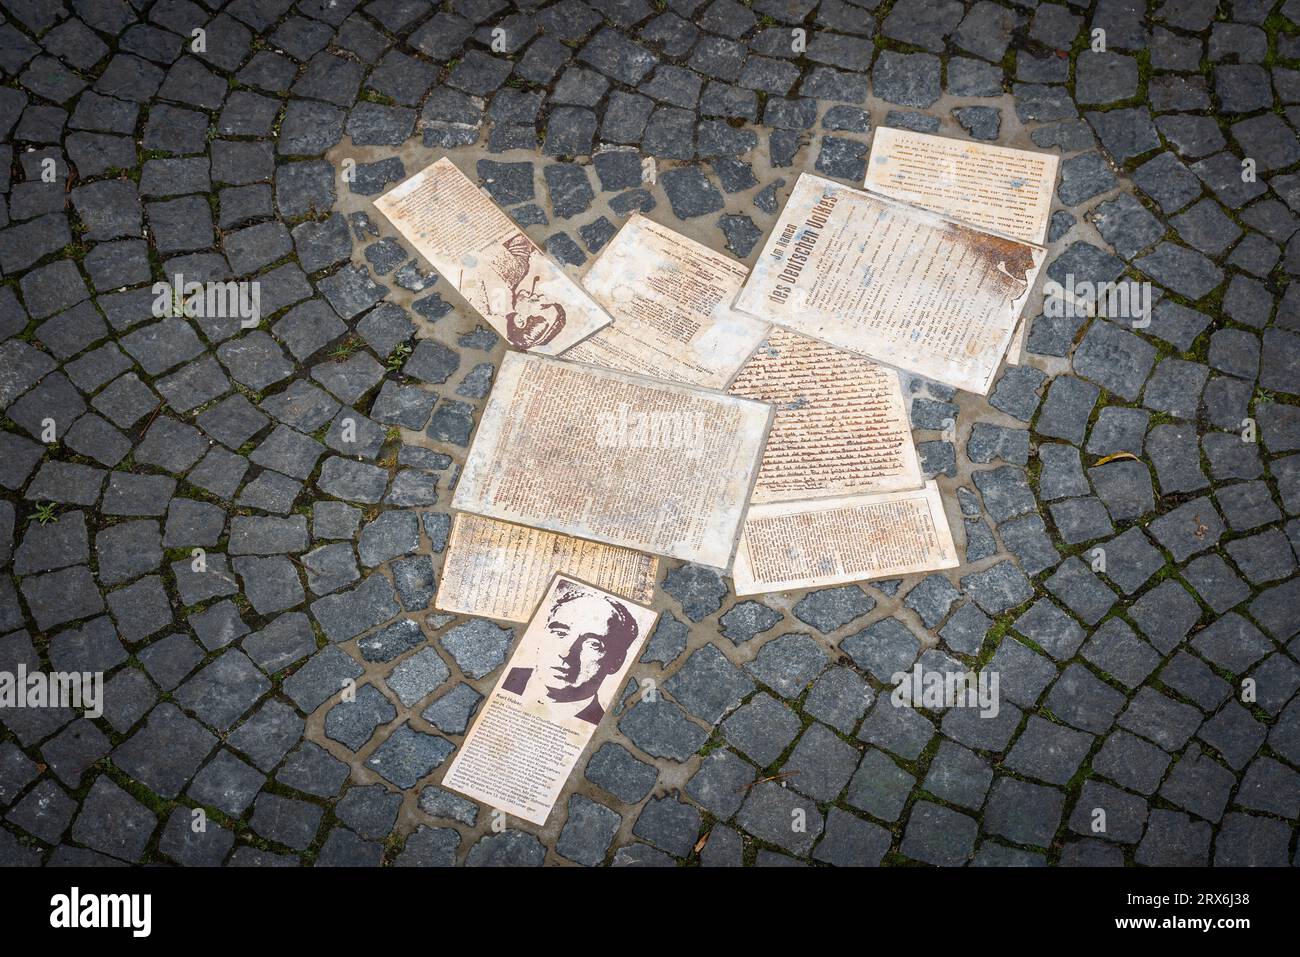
[0,0,1292,870]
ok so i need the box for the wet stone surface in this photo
[0,0,1296,869]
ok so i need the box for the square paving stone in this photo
[233,555,305,616]
[813,807,892,867]
[6,778,76,845]
[900,800,977,866]
[557,794,622,866]
[920,738,993,812]
[1005,714,1094,785]
[102,473,175,518]
[579,742,658,807]
[903,573,961,628]
[135,417,209,474]
[698,824,743,867]
[1067,779,1149,845]
[357,618,425,664]
[1128,579,1202,654]
[1035,375,1099,445]
[228,700,306,775]
[1147,496,1225,562]
[1225,527,1296,584]
[735,780,824,857]
[1203,432,1263,483]
[1235,757,1300,818]
[840,617,920,683]
[1197,700,1266,771]
[1135,808,1211,866]
[1086,406,1149,458]
[744,633,828,699]
[377,645,448,709]
[1088,460,1155,523]
[146,196,214,254]
[1213,813,1290,867]
[171,553,240,606]
[1160,651,1231,713]
[236,470,301,514]
[661,564,728,622]
[1043,558,1115,626]
[941,605,987,657]
[105,574,173,642]
[158,806,235,866]
[175,649,272,732]
[187,749,266,817]
[240,611,314,673]
[632,795,701,858]
[217,332,295,392]
[281,645,364,715]
[92,374,158,429]
[857,696,935,761]
[14,510,89,575]
[1216,479,1283,532]
[1093,729,1171,796]
[134,631,202,693]
[660,166,725,219]
[276,741,350,798]
[1118,687,1203,752]
[1080,619,1160,690]
[1191,612,1273,674]
[1247,654,1300,716]
[335,783,402,841]
[463,829,547,867]
[187,447,249,501]
[803,667,873,735]
[845,747,916,822]
[782,722,859,802]
[663,643,754,725]
[394,825,460,867]
[1149,423,1210,495]
[982,776,1064,848]
[973,466,1035,522]
[188,600,250,655]
[1159,745,1236,823]
[717,601,782,645]
[112,703,216,799]
[436,617,512,679]
[1050,496,1115,544]
[196,393,270,449]
[47,616,127,676]
[19,564,106,633]
[1038,444,1089,500]
[680,747,751,820]
[961,561,1034,616]
[71,776,157,863]
[989,366,1046,422]
[792,584,875,633]
[1097,526,1165,595]
[365,722,453,789]
[41,719,110,789]
[722,692,801,767]
[249,793,323,852]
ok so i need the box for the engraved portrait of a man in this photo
[488,232,568,349]
[501,581,640,725]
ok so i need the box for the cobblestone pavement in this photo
[1,0,1299,868]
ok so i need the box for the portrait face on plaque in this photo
[443,574,656,825]
[505,291,566,349]
[501,578,640,726]
[490,231,567,349]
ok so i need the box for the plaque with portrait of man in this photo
[442,574,659,826]
[374,157,612,355]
